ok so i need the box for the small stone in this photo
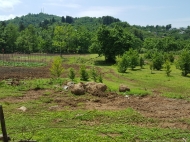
[18,106,27,112]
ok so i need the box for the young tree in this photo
[49,57,64,78]
[126,49,139,70]
[164,60,172,76]
[117,55,129,73]
[68,68,75,81]
[177,49,190,76]
[80,65,89,81]
[152,52,164,70]
[91,67,98,82]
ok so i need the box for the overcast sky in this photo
[0,0,190,28]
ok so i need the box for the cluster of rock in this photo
[66,82,130,96]
[66,82,107,97]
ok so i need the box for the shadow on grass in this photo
[94,60,114,66]
[130,68,142,71]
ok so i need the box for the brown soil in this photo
[0,66,190,130]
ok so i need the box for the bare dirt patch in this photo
[1,88,190,130]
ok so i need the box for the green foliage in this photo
[90,67,98,82]
[68,68,75,81]
[96,25,134,63]
[164,53,175,63]
[49,57,64,78]
[126,49,139,70]
[164,60,172,76]
[79,65,89,81]
[117,49,139,72]
[152,52,164,70]
[177,49,190,76]
[117,56,129,73]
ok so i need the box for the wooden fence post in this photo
[0,105,9,142]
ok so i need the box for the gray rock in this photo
[119,84,130,92]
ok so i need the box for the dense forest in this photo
[1,12,190,75]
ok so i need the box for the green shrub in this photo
[80,65,89,81]
[49,57,64,78]
[91,67,98,82]
[117,56,129,73]
[68,68,75,81]
[127,49,139,70]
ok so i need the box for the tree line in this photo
[1,13,190,76]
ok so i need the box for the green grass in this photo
[3,107,189,142]
[1,54,190,141]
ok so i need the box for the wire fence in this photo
[0,53,48,67]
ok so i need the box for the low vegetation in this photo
[0,54,189,142]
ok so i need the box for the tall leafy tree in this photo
[96,25,134,63]
[15,24,38,53]
[38,26,54,53]
[53,24,74,54]
[4,23,18,53]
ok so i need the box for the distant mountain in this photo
[3,13,121,29]
[4,13,61,27]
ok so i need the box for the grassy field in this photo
[0,54,190,142]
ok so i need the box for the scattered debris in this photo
[18,106,27,112]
